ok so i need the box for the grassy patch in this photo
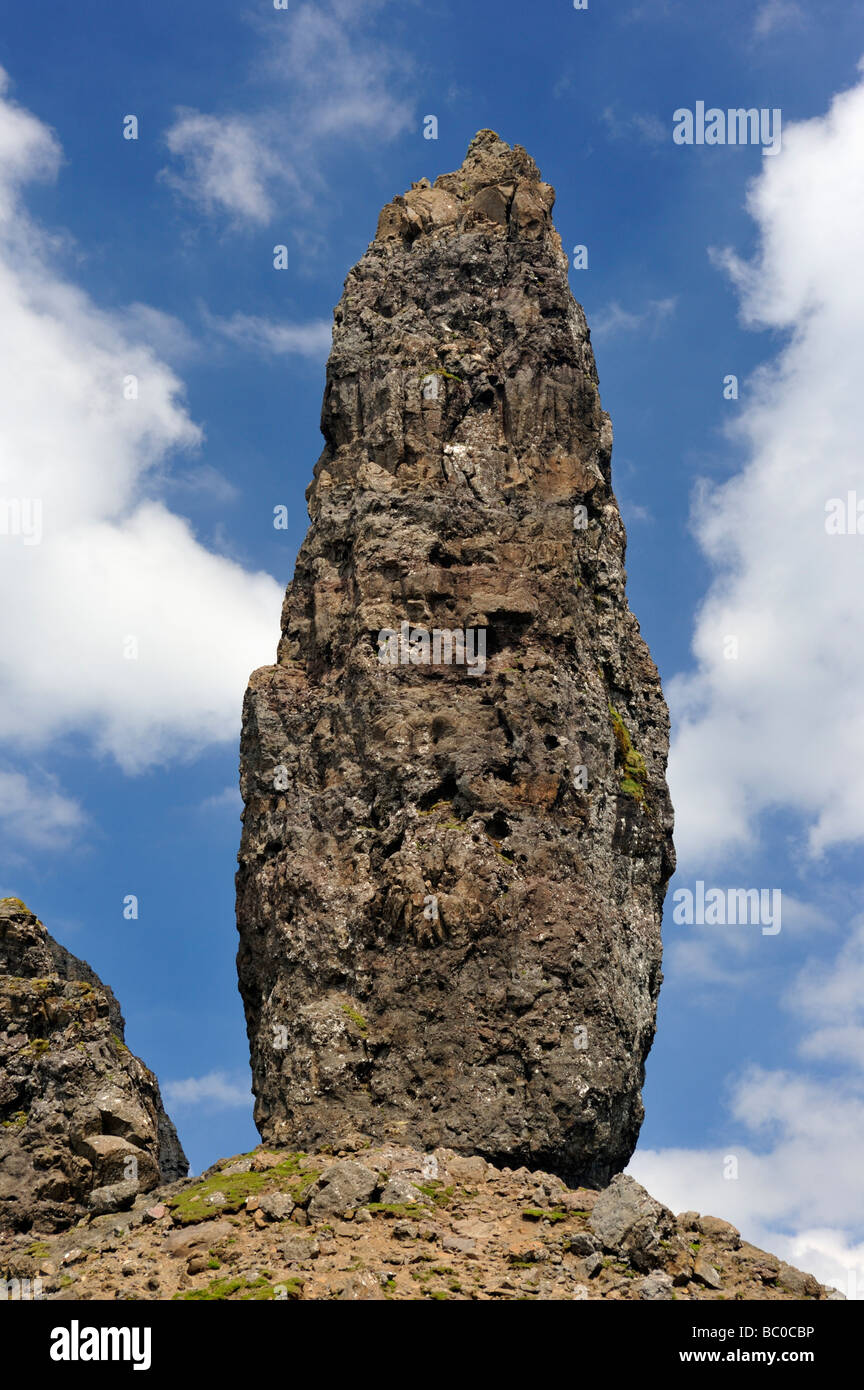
[340,1004,368,1035]
[168,1153,320,1226]
[609,704,649,804]
[521,1208,569,1224]
[415,1181,454,1208]
[365,1202,429,1218]
[174,1274,303,1302]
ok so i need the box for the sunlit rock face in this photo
[236,130,675,1186]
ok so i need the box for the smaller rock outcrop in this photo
[0,898,187,1232]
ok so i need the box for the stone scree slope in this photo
[236,130,676,1187]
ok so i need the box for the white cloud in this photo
[162,0,413,228]
[631,914,864,1295]
[668,69,864,866]
[591,297,676,341]
[266,0,413,143]
[162,112,289,225]
[209,311,332,359]
[0,766,86,853]
[791,920,864,1068]
[0,68,60,223]
[629,1139,864,1295]
[0,75,283,774]
[754,0,806,38]
[162,1070,251,1110]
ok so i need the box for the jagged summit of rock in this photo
[373,128,561,253]
[0,897,187,1231]
[236,133,675,1185]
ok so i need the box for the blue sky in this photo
[1,0,863,1294]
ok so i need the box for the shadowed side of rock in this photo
[0,897,187,1231]
[236,130,675,1186]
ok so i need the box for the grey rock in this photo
[257,1191,296,1222]
[589,1173,676,1271]
[640,1271,675,1301]
[282,1234,320,1263]
[567,1231,599,1256]
[306,1161,379,1219]
[777,1261,821,1298]
[695,1214,740,1248]
[693,1257,723,1290]
[378,1174,425,1205]
[87,1180,139,1215]
[442,1234,476,1256]
[235,128,675,1188]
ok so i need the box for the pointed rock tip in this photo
[465,128,509,155]
[373,127,553,245]
[0,895,35,917]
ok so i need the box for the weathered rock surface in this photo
[0,897,187,1231]
[236,129,675,1185]
[0,1143,834,1302]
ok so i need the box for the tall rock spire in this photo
[236,131,675,1185]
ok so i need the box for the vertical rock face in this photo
[236,131,675,1186]
[0,898,187,1231]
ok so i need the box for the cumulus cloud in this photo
[162,0,413,227]
[651,77,864,1291]
[0,767,86,855]
[162,112,290,226]
[668,69,864,866]
[0,72,283,774]
[162,1070,251,1110]
[632,909,864,1295]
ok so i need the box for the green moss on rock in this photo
[168,1153,320,1226]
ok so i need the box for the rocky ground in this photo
[1,1140,838,1301]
